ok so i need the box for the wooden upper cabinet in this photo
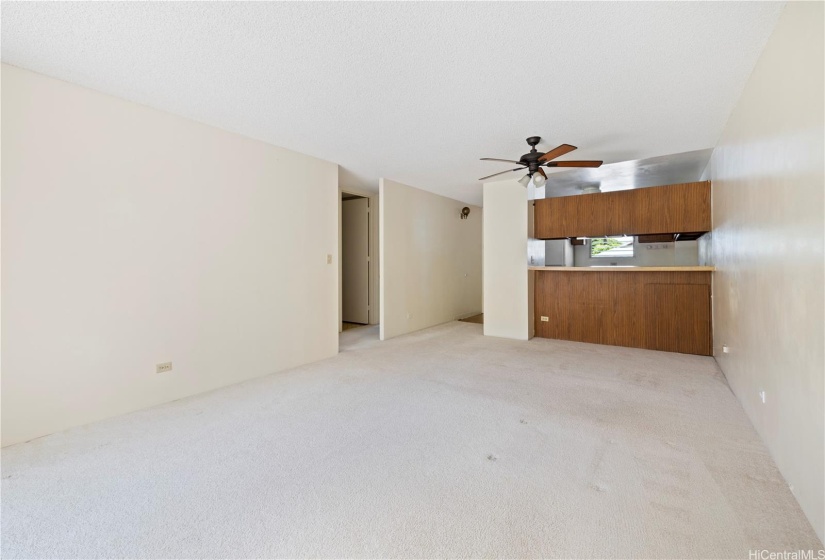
[534,181,711,239]
[631,182,711,235]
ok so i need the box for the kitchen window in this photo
[590,236,634,258]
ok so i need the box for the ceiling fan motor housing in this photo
[517,136,544,174]
[520,137,543,174]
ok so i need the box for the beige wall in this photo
[708,3,824,541]
[379,178,481,340]
[1,64,340,447]
[483,179,532,340]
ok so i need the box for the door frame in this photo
[339,187,379,332]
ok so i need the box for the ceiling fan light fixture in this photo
[532,172,546,188]
[518,174,531,187]
[580,182,602,194]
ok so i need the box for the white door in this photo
[342,197,370,324]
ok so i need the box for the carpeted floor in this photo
[2,321,821,559]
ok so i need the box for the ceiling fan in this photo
[479,136,603,187]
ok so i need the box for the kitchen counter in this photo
[533,266,713,355]
[528,266,715,272]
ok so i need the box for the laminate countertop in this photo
[528,266,715,272]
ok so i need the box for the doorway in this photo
[340,191,376,332]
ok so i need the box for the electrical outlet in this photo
[540,316,549,322]
[326,254,332,264]
[156,362,173,374]
[759,390,766,404]
[722,345,730,354]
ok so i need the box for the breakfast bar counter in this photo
[531,266,713,355]
[529,266,715,272]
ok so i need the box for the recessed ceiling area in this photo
[1,2,783,205]
[536,149,713,199]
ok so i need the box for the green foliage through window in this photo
[590,236,634,258]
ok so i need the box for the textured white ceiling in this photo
[1,2,783,205]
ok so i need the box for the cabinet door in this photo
[535,193,613,238]
[572,193,611,238]
[535,271,575,339]
[644,283,712,355]
[535,196,575,239]
[535,272,612,344]
[601,191,631,236]
[533,197,558,239]
[631,182,711,235]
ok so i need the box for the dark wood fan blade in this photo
[481,158,525,165]
[478,167,525,181]
[536,167,547,178]
[543,160,603,168]
[538,143,577,162]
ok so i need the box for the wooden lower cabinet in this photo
[534,271,712,356]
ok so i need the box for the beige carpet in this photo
[2,321,821,558]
